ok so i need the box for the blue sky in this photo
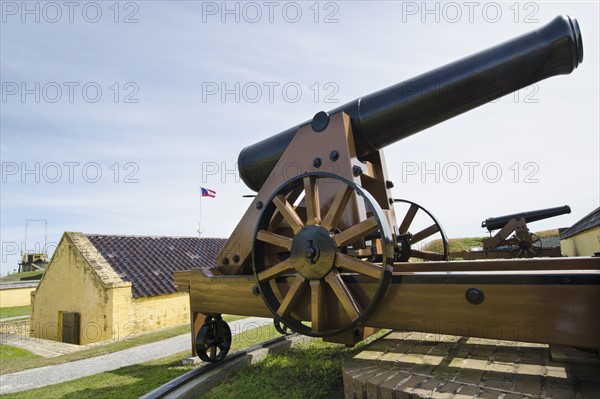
[1,1,599,276]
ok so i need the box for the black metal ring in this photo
[252,171,394,337]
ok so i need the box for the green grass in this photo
[447,237,487,251]
[424,230,560,255]
[2,323,283,399]
[0,270,44,282]
[0,305,31,319]
[203,330,388,399]
[534,229,560,238]
[203,341,344,399]
[1,352,193,399]
[0,315,245,374]
[0,343,40,362]
[422,236,487,255]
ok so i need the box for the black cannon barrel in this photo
[238,15,583,192]
[481,205,572,231]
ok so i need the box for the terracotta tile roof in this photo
[85,234,227,298]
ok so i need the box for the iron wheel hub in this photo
[290,225,337,280]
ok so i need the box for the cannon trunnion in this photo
[175,16,599,362]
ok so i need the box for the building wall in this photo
[109,292,190,340]
[106,284,136,342]
[133,292,190,332]
[0,285,37,307]
[30,235,132,345]
[30,233,190,345]
[561,227,600,257]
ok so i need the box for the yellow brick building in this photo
[30,232,225,345]
[0,282,38,307]
[560,207,600,257]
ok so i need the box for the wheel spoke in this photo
[516,249,524,258]
[256,230,293,250]
[410,224,440,244]
[410,249,447,261]
[268,210,284,232]
[303,176,321,225]
[399,204,418,234]
[254,173,395,337]
[333,216,379,247]
[324,271,361,321]
[277,275,307,317]
[257,259,294,282]
[310,280,326,333]
[273,194,304,234]
[210,345,216,359]
[322,185,353,231]
[335,253,381,279]
[268,186,305,231]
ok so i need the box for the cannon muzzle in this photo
[481,205,572,231]
[238,15,583,192]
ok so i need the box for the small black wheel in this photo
[195,314,232,363]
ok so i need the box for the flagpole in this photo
[198,186,203,237]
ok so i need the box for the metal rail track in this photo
[141,333,302,399]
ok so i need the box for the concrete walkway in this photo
[0,315,29,323]
[0,317,273,395]
[1,331,84,357]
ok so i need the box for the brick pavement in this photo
[343,331,600,398]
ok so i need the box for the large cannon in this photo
[238,15,582,192]
[175,16,599,363]
[480,205,572,258]
[446,205,573,259]
[481,205,572,231]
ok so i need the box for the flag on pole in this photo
[201,187,216,198]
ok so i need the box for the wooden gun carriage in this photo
[481,205,572,258]
[450,205,573,259]
[175,16,599,363]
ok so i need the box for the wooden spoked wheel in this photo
[393,199,449,262]
[253,172,394,337]
[511,233,542,258]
